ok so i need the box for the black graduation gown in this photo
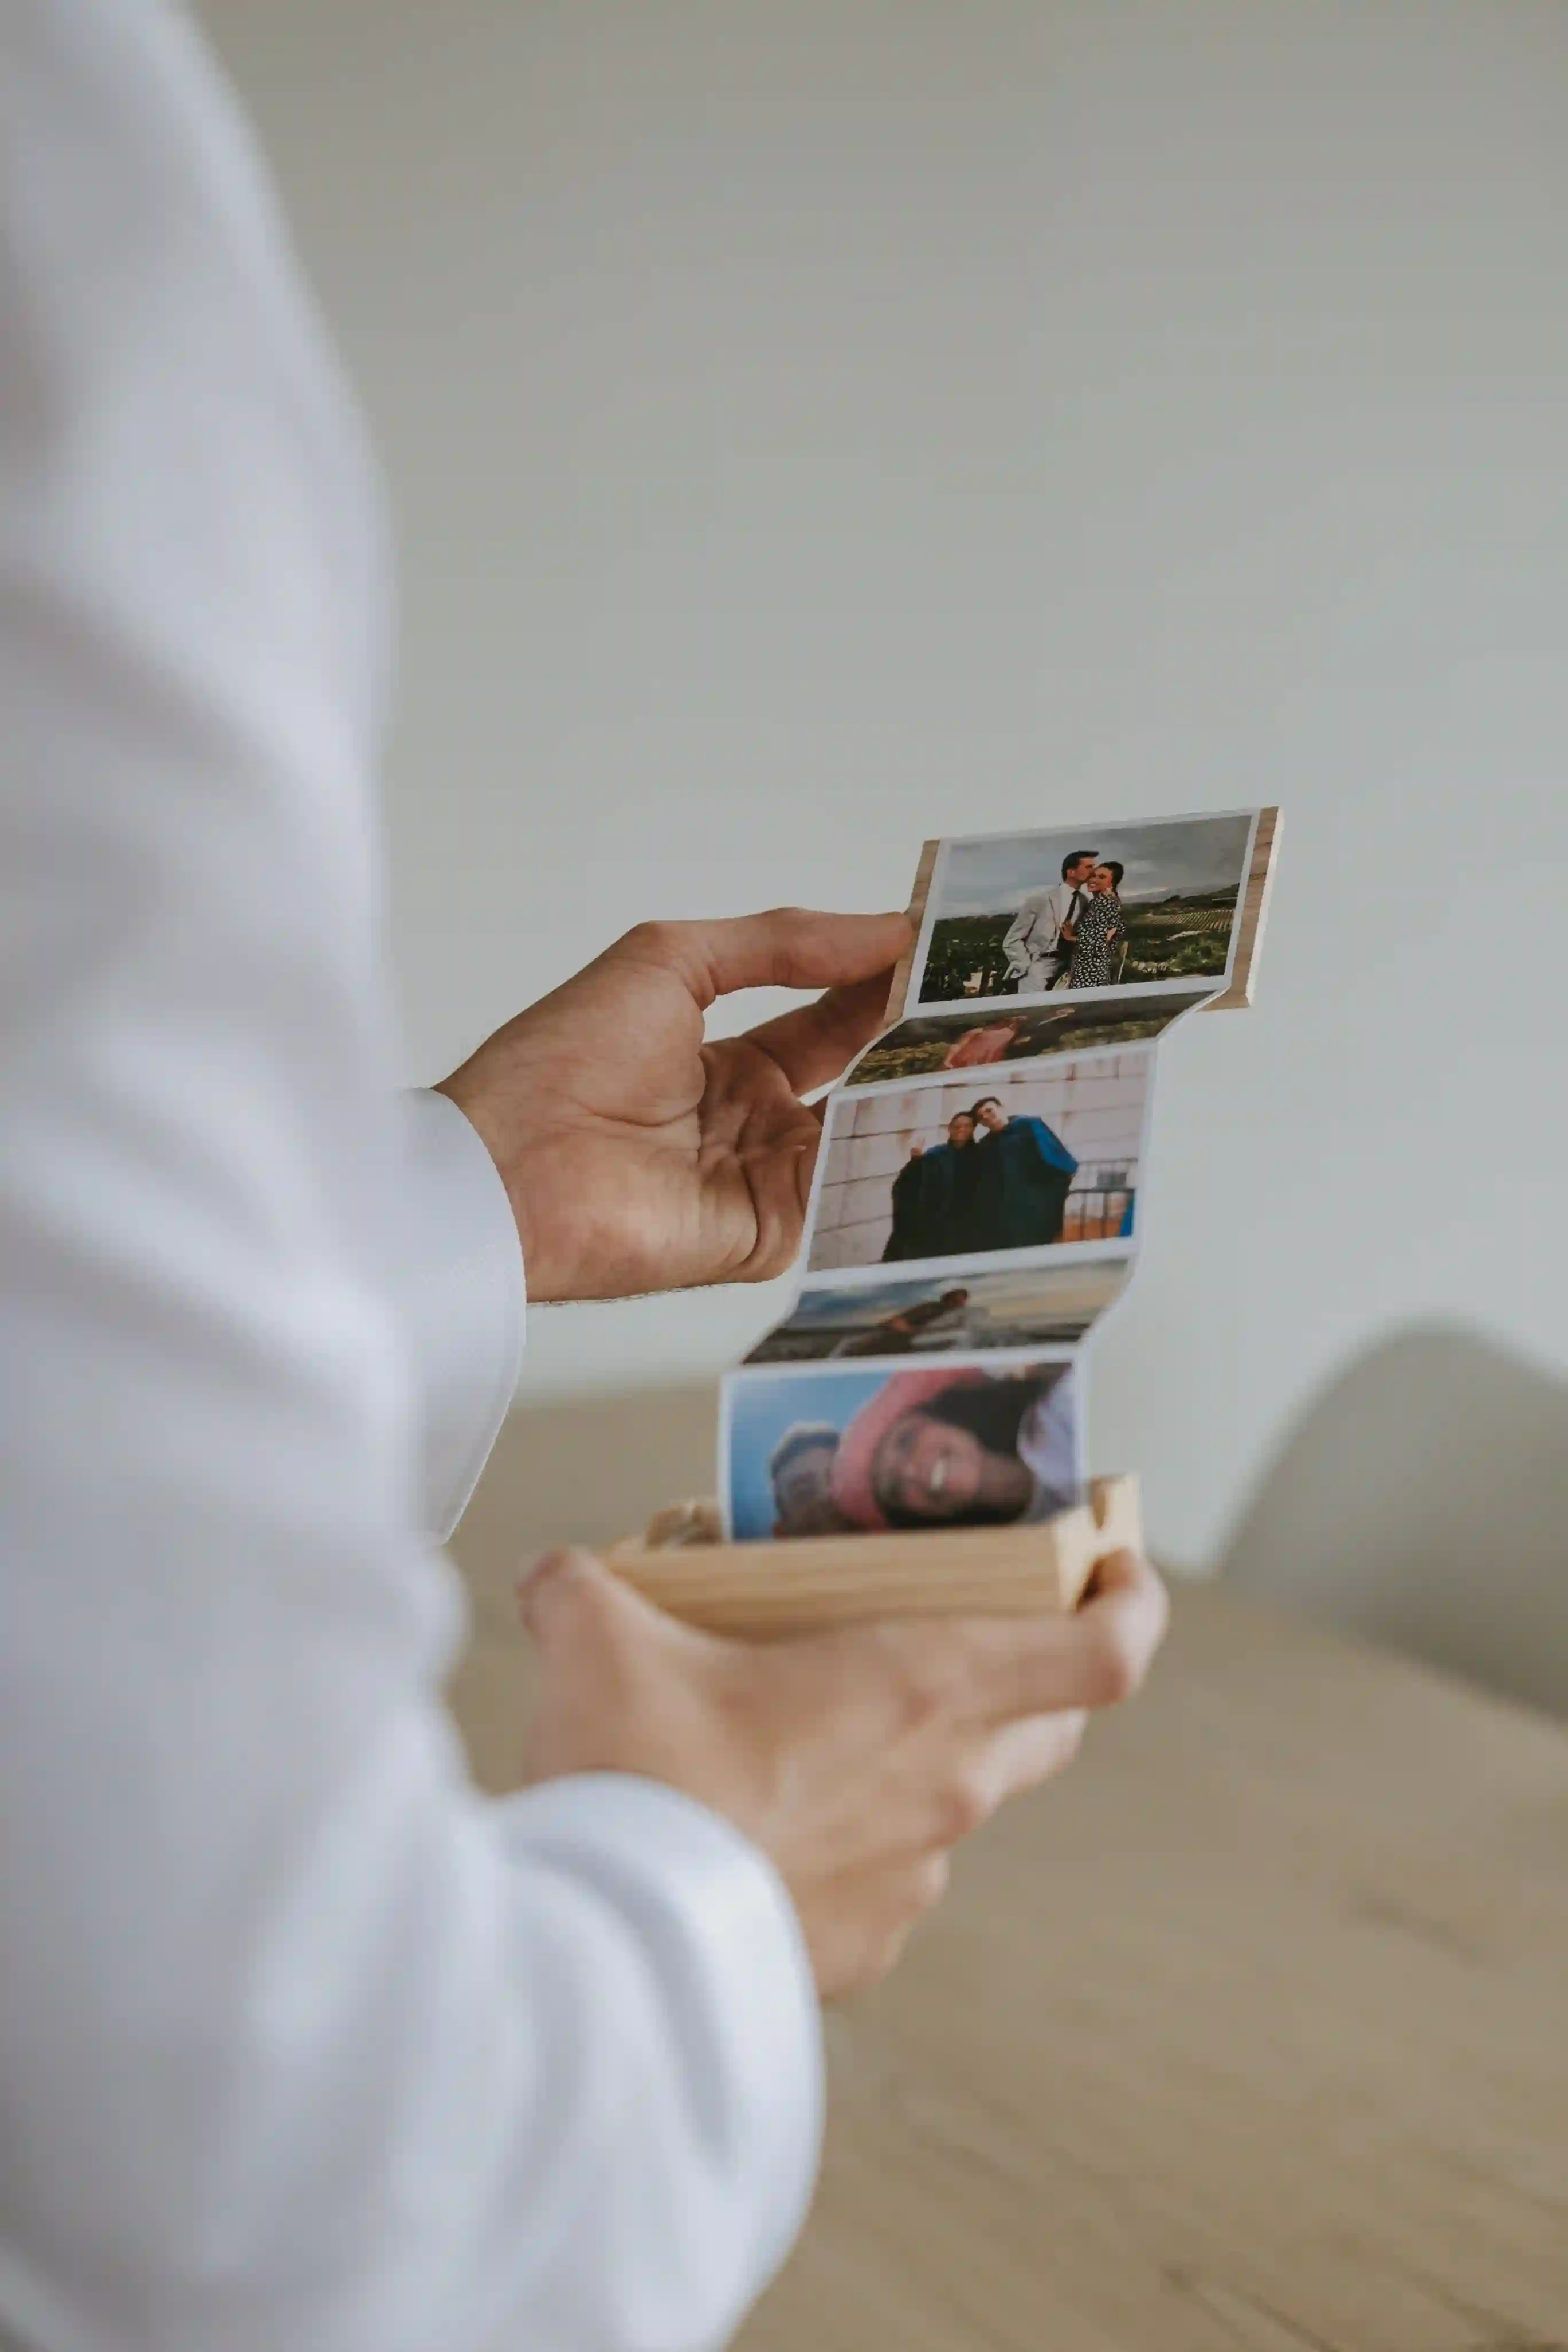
[882,1142,982,1261]
[882,1153,930,1261]
[974,1115,1077,1249]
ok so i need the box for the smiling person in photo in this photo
[828,1366,1080,1531]
[1063,861,1126,990]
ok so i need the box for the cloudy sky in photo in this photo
[935,812,1254,916]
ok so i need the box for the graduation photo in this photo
[805,1055,1150,1277]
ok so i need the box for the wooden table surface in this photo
[448,1519,1568,2351]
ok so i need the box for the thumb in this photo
[518,1543,689,1657]
[517,1546,624,1643]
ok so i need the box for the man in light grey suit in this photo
[1001,848,1099,993]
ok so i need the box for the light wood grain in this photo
[602,1475,1140,1637]
[885,836,940,1022]
[445,1452,1568,2349]
[735,1585,1568,2352]
[1206,802,1281,1012]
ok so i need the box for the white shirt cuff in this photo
[397,1088,526,1541]
[496,1771,825,2293]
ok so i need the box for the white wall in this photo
[201,0,1568,1568]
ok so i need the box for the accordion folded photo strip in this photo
[720,805,1280,1547]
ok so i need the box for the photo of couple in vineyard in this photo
[882,1095,1118,1263]
[1002,849,1129,992]
[911,809,1256,1008]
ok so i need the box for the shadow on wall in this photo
[1220,1324,1568,1720]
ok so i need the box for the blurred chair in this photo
[1220,1323,1568,1719]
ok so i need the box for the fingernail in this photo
[516,1547,587,1634]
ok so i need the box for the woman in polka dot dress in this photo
[1064,861,1125,989]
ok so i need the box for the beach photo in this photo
[723,1357,1083,1540]
[806,1053,1150,1276]
[745,1259,1131,1365]
[909,810,1257,1009]
[846,989,1210,1088]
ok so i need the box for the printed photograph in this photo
[744,1259,1131,1365]
[846,989,1211,1088]
[806,1054,1150,1276]
[910,810,1257,1008]
[724,1358,1083,1540]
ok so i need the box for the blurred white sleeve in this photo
[396,1089,525,1541]
[0,10,822,2352]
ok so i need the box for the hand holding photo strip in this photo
[720,807,1280,1543]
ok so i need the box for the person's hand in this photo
[519,1545,1169,2000]
[437,908,911,1303]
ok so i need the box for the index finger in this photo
[744,969,900,1095]
[951,1550,1170,1726]
[637,908,913,1011]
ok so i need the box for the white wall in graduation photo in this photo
[199,0,1568,1574]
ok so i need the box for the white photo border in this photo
[900,805,1261,1021]
[741,1251,1138,1368]
[797,1041,1161,1291]
[839,983,1217,1091]
[719,1344,1087,1542]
